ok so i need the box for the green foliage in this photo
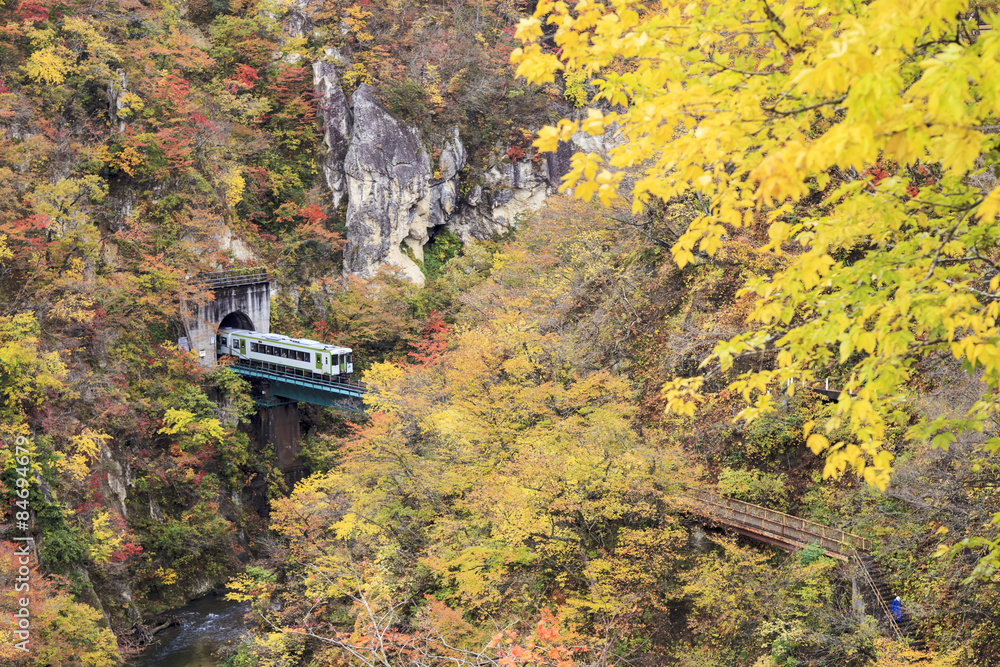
[423,229,463,280]
[717,467,789,511]
[208,366,256,421]
[797,542,827,566]
[738,393,823,466]
[141,502,232,563]
[381,80,428,124]
[39,526,87,568]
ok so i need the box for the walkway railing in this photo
[228,358,368,396]
[193,267,269,289]
[852,551,905,639]
[680,488,871,559]
[682,487,920,642]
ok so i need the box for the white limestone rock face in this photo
[313,58,351,208]
[343,85,431,285]
[429,127,465,229]
[446,154,551,244]
[100,446,131,521]
[215,225,259,262]
[321,74,591,284]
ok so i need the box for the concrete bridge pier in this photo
[250,381,305,488]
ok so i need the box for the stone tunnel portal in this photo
[181,278,270,368]
[219,311,256,332]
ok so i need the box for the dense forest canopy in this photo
[1,0,1000,665]
[516,0,1000,576]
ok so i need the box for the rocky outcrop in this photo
[314,54,351,208]
[343,84,432,284]
[429,127,465,230]
[447,154,551,244]
[315,71,585,285]
[107,69,128,132]
[100,446,131,520]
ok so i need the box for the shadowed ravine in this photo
[126,596,250,667]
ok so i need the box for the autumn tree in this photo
[252,219,701,664]
[0,542,121,665]
[514,0,1000,574]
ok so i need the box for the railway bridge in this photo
[179,268,367,483]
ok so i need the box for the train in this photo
[217,327,354,378]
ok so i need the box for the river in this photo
[125,595,250,667]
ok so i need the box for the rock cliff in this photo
[313,54,351,209]
[342,84,432,284]
[313,65,576,286]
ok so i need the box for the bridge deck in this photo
[680,488,870,560]
[680,489,917,640]
[226,359,368,412]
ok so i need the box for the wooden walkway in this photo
[680,488,870,560]
[681,488,912,641]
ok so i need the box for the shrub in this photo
[717,467,789,510]
[382,80,428,124]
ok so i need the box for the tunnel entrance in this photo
[219,311,255,332]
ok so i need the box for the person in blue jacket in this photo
[891,596,902,621]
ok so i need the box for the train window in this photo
[250,343,257,353]
[348,353,353,365]
[305,352,311,363]
[265,346,273,355]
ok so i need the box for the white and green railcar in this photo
[217,328,353,377]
